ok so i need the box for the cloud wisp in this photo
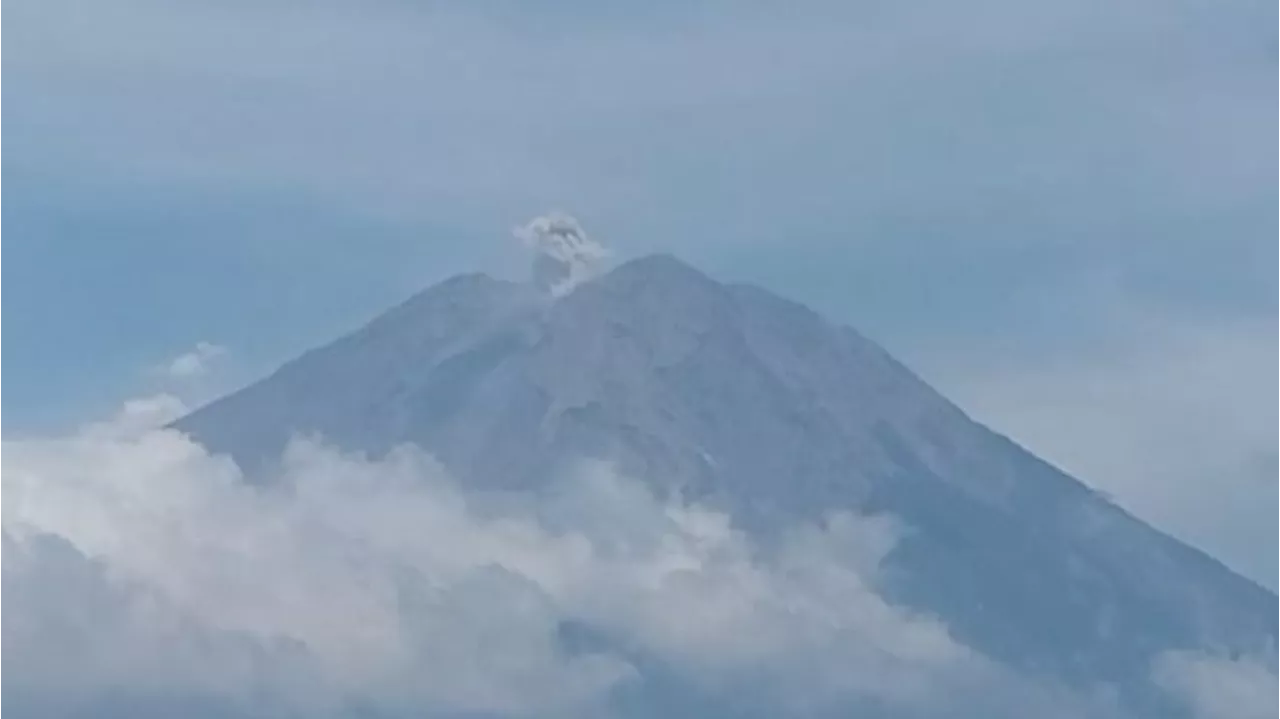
[162,341,227,379]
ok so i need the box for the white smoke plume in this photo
[513,211,610,296]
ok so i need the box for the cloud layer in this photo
[5,396,1272,718]
[0,398,956,717]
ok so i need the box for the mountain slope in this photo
[174,253,1276,715]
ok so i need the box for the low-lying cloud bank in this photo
[2,397,1273,718]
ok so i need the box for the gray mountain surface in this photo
[174,253,1277,716]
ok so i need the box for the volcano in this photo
[174,241,1276,717]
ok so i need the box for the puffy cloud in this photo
[3,417,629,717]
[0,395,1123,718]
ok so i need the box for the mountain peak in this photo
[609,252,707,280]
[580,253,728,312]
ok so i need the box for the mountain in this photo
[174,251,1276,716]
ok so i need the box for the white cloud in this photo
[163,341,226,379]
[0,395,1115,718]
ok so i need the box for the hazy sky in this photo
[4,0,1276,587]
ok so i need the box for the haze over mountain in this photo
[167,215,1277,718]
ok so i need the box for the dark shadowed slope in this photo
[175,254,1277,715]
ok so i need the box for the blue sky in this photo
[4,0,1276,586]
